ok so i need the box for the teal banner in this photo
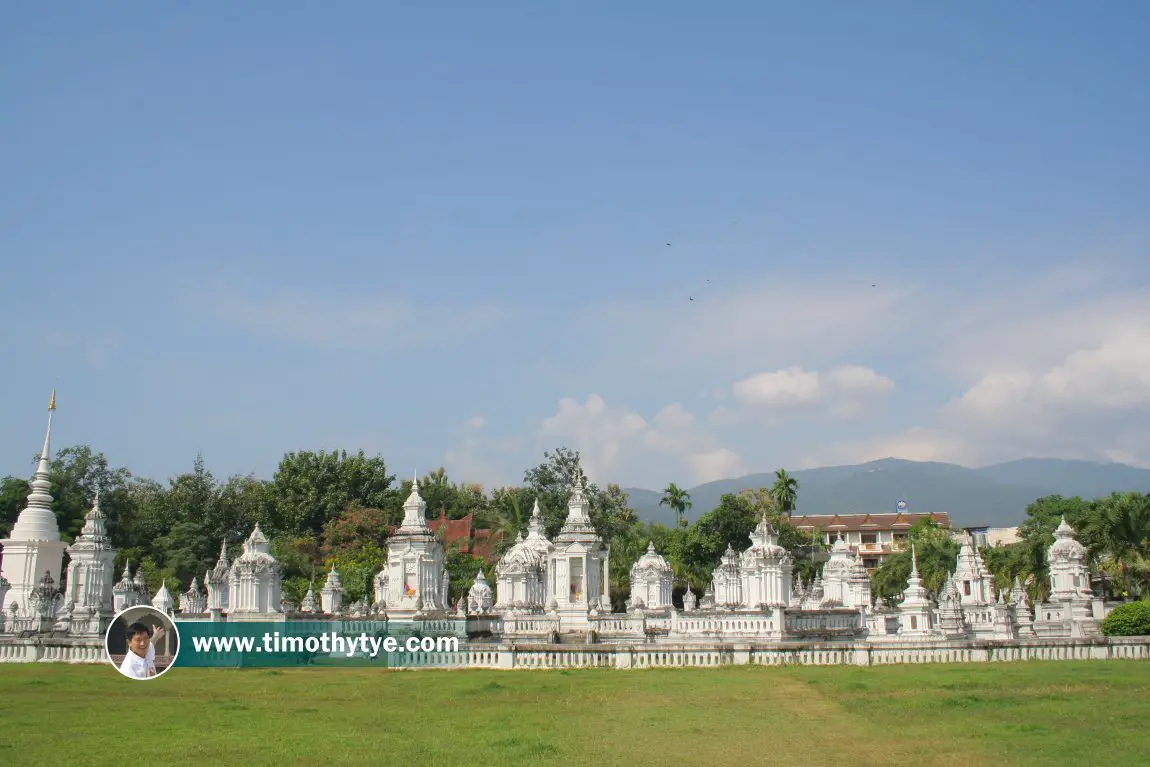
[171,620,469,668]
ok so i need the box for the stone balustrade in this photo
[588,615,645,640]
[3,634,1148,668]
[383,636,1150,670]
[784,609,865,637]
[502,615,560,638]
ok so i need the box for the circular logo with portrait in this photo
[105,605,181,680]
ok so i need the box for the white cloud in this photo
[816,328,1150,469]
[732,364,894,409]
[463,415,487,430]
[538,394,747,487]
[733,367,822,406]
[651,403,695,429]
[453,246,1150,488]
[727,364,895,424]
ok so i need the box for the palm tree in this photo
[770,469,799,518]
[659,483,693,529]
[1087,492,1150,598]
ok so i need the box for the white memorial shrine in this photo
[320,563,343,615]
[0,393,69,622]
[375,474,449,618]
[226,525,283,618]
[494,501,550,613]
[628,542,673,611]
[0,395,1142,668]
[545,476,611,629]
[59,490,117,635]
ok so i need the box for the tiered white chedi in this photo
[0,394,1137,668]
[545,476,611,629]
[494,501,550,613]
[0,393,69,627]
[374,473,449,618]
[60,489,118,635]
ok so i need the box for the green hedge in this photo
[1101,601,1150,637]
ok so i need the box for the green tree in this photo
[0,476,31,538]
[444,549,493,607]
[770,468,800,517]
[322,502,391,555]
[659,483,693,529]
[326,543,388,605]
[523,447,589,537]
[269,449,398,536]
[521,447,635,541]
[869,518,959,606]
[677,492,759,591]
[478,485,535,557]
[1083,492,1150,598]
[47,445,134,543]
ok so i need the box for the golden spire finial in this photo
[49,389,57,411]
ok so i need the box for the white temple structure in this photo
[204,541,230,614]
[628,542,673,611]
[545,476,611,629]
[897,546,934,636]
[1033,516,1105,638]
[739,515,792,609]
[0,395,1140,669]
[712,545,742,609]
[494,501,550,613]
[821,533,871,609]
[226,525,282,618]
[180,577,207,614]
[59,490,118,635]
[376,474,448,618]
[320,563,343,615]
[954,536,994,606]
[467,569,494,614]
[153,581,175,616]
[0,392,69,620]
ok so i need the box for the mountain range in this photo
[624,458,1150,529]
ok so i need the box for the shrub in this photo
[1100,601,1150,637]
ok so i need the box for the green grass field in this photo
[2,660,1146,766]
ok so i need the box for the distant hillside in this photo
[624,458,1150,529]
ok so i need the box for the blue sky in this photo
[2,2,1148,492]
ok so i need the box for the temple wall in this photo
[4,635,1147,668]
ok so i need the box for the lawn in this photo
[1,660,1146,766]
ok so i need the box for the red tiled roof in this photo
[427,511,504,562]
[791,512,950,532]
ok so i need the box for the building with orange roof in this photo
[790,511,951,571]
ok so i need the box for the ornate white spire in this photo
[31,391,55,499]
[567,474,591,522]
[527,499,545,536]
[399,471,429,530]
[8,391,62,541]
[899,544,932,612]
[153,581,174,614]
[76,487,110,543]
[557,470,598,541]
[322,562,342,590]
